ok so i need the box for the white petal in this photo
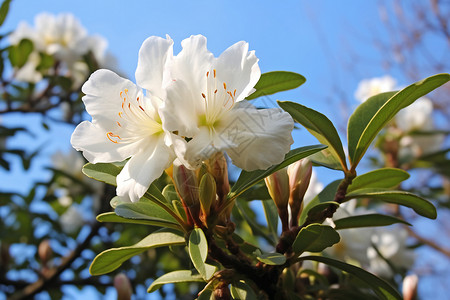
[160,79,201,137]
[135,35,174,99]
[213,41,260,102]
[170,35,213,100]
[81,69,141,130]
[116,138,175,202]
[220,105,294,170]
[71,121,145,163]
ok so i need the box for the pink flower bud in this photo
[38,239,52,265]
[172,161,200,225]
[114,273,133,300]
[264,168,290,231]
[402,274,418,300]
[287,159,312,227]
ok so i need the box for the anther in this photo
[213,69,216,78]
[223,82,227,90]
[206,71,209,77]
[202,93,206,99]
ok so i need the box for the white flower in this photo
[60,205,85,233]
[9,13,109,86]
[136,35,294,171]
[326,201,415,278]
[354,75,397,102]
[396,97,444,157]
[51,149,103,209]
[71,69,175,202]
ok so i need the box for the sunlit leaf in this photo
[278,101,347,170]
[189,228,216,280]
[347,168,410,193]
[345,189,437,219]
[348,73,450,168]
[90,228,185,275]
[246,71,306,100]
[147,270,204,293]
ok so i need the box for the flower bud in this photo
[114,273,133,300]
[199,173,216,218]
[402,274,418,300]
[38,239,52,265]
[287,159,312,227]
[206,152,230,202]
[264,168,290,231]
[172,161,200,224]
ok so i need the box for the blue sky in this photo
[1,1,448,299]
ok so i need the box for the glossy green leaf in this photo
[147,270,205,293]
[0,0,11,27]
[347,168,410,193]
[299,180,341,226]
[96,212,183,229]
[230,281,258,300]
[262,199,279,240]
[348,73,450,168]
[278,101,347,170]
[90,228,185,275]
[115,201,182,229]
[255,250,286,265]
[235,200,275,245]
[82,162,122,186]
[345,189,437,219]
[9,38,34,68]
[189,228,216,280]
[334,214,411,230]
[292,224,340,254]
[230,145,326,200]
[309,149,344,170]
[246,71,306,100]
[299,256,402,300]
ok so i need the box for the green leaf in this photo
[298,256,402,300]
[299,180,341,226]
[278,101,347,170]
[36,52,54,71]
[292,224,340,254]
[0,0,12,27]
[9,39,34,68]
[230,145,326,200]
[82,162,122,186]
[189,228,216,280]
[262,199,279,240]
[348,73,450,168]
[90,228,185,275]
[309,149,344,171]
[347,168,410,193]
[96,212,183,228]
[246,71,306,100]
[147,270,205,293]
[230,281,258,300]
[334,214,411,230]
[345,189,437,219]
[255,250,286,265]
[115,201,182,229]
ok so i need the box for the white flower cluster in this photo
[303,176,414,278]
[71,35,294,202]
[325,201,414,278]
[9,13,113,87]
[354,76,444,159]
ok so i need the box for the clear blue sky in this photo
[1,1,447,299]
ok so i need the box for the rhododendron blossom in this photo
[136,35,294,171]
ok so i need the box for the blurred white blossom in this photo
[9,12,111,86]
[326,201,415,278]
[59,205,85,233]
[354,75,397,102]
